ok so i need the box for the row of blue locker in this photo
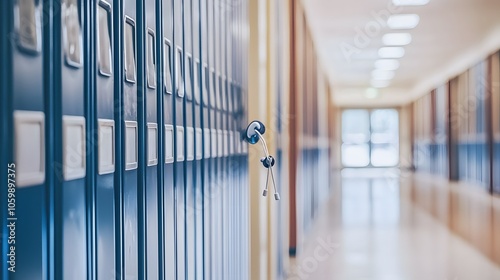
[298,148,329,238]
[414,142,491,185]
[0,0,251,279]
[412,55,500,194]
[414,143,448,177]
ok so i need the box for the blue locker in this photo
[1,0,250,277]
[183,0,197,277]
[238,1,249,275]
[228,4,236,274]
[122,0,140,276]
[173,0,187,278]
[214,0,224,277]
[143,0,162,278]
[57,0,88,278]
[219,3,229,278]
[192,0,206,278]
[208,0,220,278]
[201,0,213,278]
[162,0,177,277]
[7,0,48,278]
[95,1,119,278]
[225,6,234,277]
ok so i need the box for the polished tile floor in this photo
[288,169,500,280]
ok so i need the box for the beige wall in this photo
[247,1,337,279]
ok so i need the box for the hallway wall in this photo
[246,0,338,279]
[411,51,500,194]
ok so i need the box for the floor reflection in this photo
[288,169,500,280]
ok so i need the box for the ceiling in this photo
[303,0,500,107]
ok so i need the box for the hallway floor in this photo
[288,169,500,280]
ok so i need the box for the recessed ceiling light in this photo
[375,59,400,70]
[365,88,379,99]
[383,33,412,46]
[387,14,420,29]
[372,70,395,80]
[371,80,391,88]
[392,0,430,6]
[378,47,405,58]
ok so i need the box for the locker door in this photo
[225,4,233,278]
[122,0,139,274]
[242,1,250,276]
[7,0,47,278]
[222,2,233,278]
[207,0,219,278]
[183,0,197,278]
[173,0,187,278]
[144,0,161,278]
[95,1,120,279]
[192,0,205,278]
[213,0,223,278]
[227,4,235,275]
[57,0,87,278]
[201,0,213,278]
[162,0,176,278]
[95,1,117,279]
[218,2,231,279]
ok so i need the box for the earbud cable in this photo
[255,130,278,196]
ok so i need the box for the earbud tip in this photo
[262,189,268,197]
[274,193,280,201]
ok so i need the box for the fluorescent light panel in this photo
[392,0,430,6]
[387,14,420,29]
[375,59,400,70]
[365,88,379,99]
[378,47,405,58]
[383,33,412,46]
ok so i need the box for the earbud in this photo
[260,156,275,168]
[244,120,280,201]
[245,120,266,144]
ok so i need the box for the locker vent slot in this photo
[176,47,185,97]
[63,0,83,67]
[202,64,209,106]
[185,54,193,100]
[14,0,42,54]
[210,69,217,108]
[124,17,136,83]
[194,60,201,104]
[164,40,173,94]
[97,3,112,76]
[146,30,156,89]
